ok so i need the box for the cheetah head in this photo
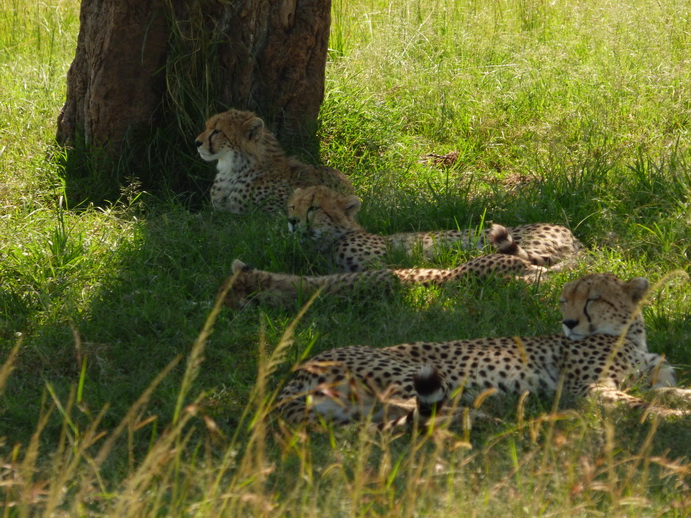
[559,273,649,340]
[220,260,301,309]
[195,108,274,165]
[287,185,362,240]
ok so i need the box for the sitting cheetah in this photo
[277,273,684,425]
[222,225,554,308]
[195,109,353,213]
[287,186,583,272]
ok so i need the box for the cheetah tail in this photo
[413,365,446,419]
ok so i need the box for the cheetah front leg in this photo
[587,381,690,418]
[649,386,691,411]
[641,353,677,389]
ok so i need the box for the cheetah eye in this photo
[210,129,220,137]
[307,205,320,213]
[558,298,567,305]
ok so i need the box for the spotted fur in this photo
[276,273,682,425]
[287,186,583,272]
[221,251,552,309]
[195,110,353,213]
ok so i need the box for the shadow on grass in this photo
[1,146,690,470]
[57,127,213,211]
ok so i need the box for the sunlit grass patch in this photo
[1,0,690,514]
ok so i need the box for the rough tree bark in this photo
[56,2,169,148]
[57,0,332,153]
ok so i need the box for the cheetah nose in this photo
[195,139,202,147]
[562,319,578,330]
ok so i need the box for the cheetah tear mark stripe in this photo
[207,129,219,155]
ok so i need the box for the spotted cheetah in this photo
[276,273,684,425]
[222,225,554,308]
[287,186,583,272]
[195,109,353,213]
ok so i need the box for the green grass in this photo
[1,0,690,515]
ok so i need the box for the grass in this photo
[1,0,690,515]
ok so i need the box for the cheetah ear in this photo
[342,195,362,217]
[624,277,650,303]
[232,259,253,273]
[245,117,264,141]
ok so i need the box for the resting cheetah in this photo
[195,109,353,213]
[222,225,553,308]
[276,273,682,425]
[287,186,583,272]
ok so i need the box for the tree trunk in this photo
[217,0,332,140]
[56,1,170,148]
[57,0,332,195]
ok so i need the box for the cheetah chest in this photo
[211,158,288,212]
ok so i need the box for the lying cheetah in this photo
[287,185,583,272]
[222,225,553,308]
[277,273,685,425]
[195,109,353,213]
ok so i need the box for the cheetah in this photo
[287,185,583,272]
[276,273,685,425]
[222,225,554,309]
[195,109,353,213]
